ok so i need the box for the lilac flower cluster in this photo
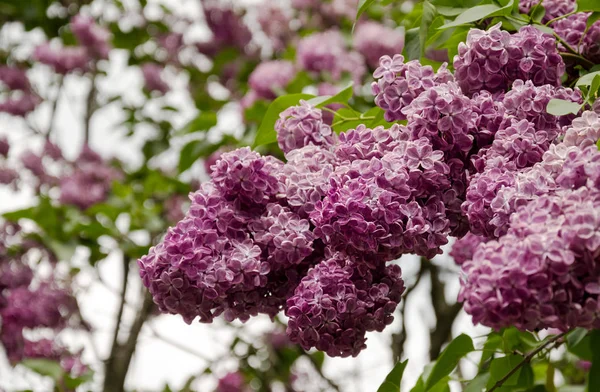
[70,15,111,59]
[551,12,600,63]
[274,100,335,153]
[142,63,170,95]
[0,224,80,368]
[453,24,564,96]
[296,30,366,84]
[59,145,121,210]
[248,61,296,100]
[519,0,576,23]
[0,66,39,117]
[286,256,404,357]
[371,54,454,122]
[199,2,253,56]
[353,21,405,69]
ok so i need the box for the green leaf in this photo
[377,360,409,392]
[531,5,546,23]
[480,333,503,369]
[253,93,314,148]
[587,12,600,28]
[175,112,218,135]
[567,328,589,349]
[21,359,64,381]
[438,4,501,29]
[547,99,583,116]
[576,71,600,87]
[420,1,437,56]
[588,330,600,391]
[404,27,421,61]
[578,0,600,12]
[178,138,232,173]
[425,334,474,390]
[307,84,353,107]
[488,354,524,388]
[465,373,491,392]
[356,0,379,20]
[569,334,593,361]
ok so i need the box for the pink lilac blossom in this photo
[217,371,246,392]
[0,93,39,117]
[286,256,404,357]
[274,101,335,153]
[502,80,582,140]
[70,14,111,59]
[0,137,9,157]
[33,44,89,74]
[519,0,576,23]
[486,118,549,169]
[258,5,292,51]
[460,187,600,331]
[201,3,253,53]
[0,66,30,90]
[453,24,564,96]
[353,21,405,69]
[449,233,487,266]
[248,60,295,100]
[142,63,170,94]
[371,54,454,121]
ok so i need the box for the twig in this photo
[545,11,577,26]
[108,254,130,360]
[488,332,567,392]
[47,75,64,140]
[84,74,97,144]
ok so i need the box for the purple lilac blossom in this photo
[142,63,170,94]
[217,371,246,392]
[0,94,39,117]
[274,100,335,153]
[454,24,564,96]
[353,21,405,69]
[70,14,111,59]
[449,233,487,266]
[0,137,9,157]
[519,0,576,23]
[372,54,454,121]
[248,61,295,100]
[286,256,404,357]
[460,187,600,331]
[0,66,30,90]
[201,3,253,53]
[33,44,89,74]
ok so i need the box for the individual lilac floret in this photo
[563,111,600,148]
[249,61,295,100]
[502,80,582,140]
[142,63,170,95]
[285,256,404,357]
[372,54,454,121]
[460,188,600,331]
[70,14,111,59]
[486,119,549,169]
[0,66,30,90]
[403,82,476,156]
[519,0,576,23]
[449,233,486,266]
[211,147,283,208]
[353,21,405,69]
[274,101,335,154]
[250,204,315,270]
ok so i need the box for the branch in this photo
[426,260,463,360]
[84,74,97,144]
[47,75,64,140]
[488,332,567,392]
[107,254,129,365]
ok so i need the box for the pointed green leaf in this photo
[425,334,474,390]
[377,360,409,392]
[546,99,583,116]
